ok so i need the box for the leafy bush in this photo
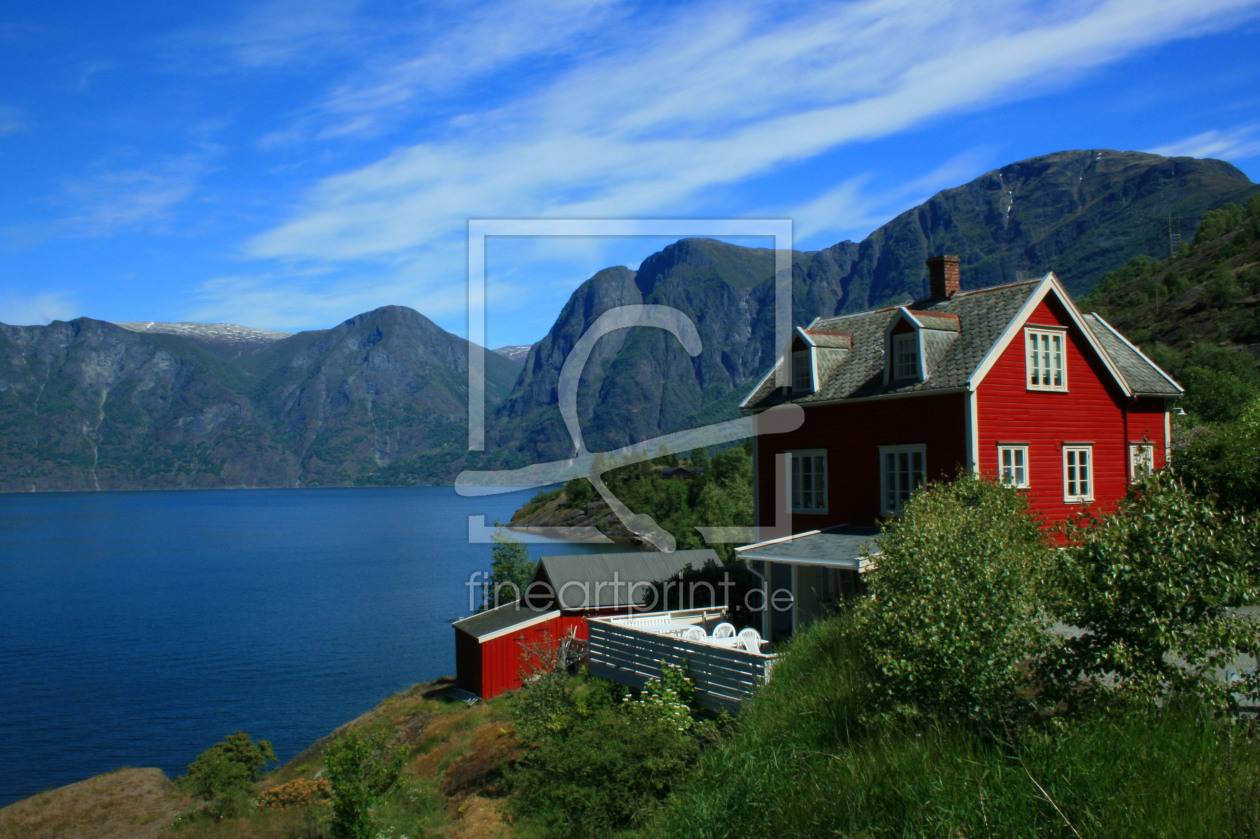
[623,662,696,732]
[508,670,578,743]
[508,705,699,837]
[323,729,406,839]
[177,731,277,818]
[853,474,1054,726]
[1044,472,1260,713]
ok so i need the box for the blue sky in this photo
[2,0,1259,349]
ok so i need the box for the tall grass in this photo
[650,616,1260,838]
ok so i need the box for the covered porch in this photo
[736,525,880,643]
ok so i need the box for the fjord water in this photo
[0,487,612,806]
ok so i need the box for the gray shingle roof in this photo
[536,549,719,610]
[1082,314,1182,397]
[743,276,1183,410]
[745,280,1041,409]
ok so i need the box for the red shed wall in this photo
[975,295,1167,529]
[472,614,590,700]
[754,391,969,529]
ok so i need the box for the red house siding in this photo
[755,391,969,529]
[974,295,1158,528]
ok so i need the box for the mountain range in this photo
[1,149,1256,492]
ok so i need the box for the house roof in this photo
[1081,314,1184,396]
[452,599,561,642]
[535,549,719,610]
[736,525,881,571]
[742,273,1181,411]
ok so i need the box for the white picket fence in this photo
[587,609,777,713]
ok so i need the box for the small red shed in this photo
[453,549,718,699]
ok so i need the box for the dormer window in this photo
[792,349,813,392]
[892,333,918,380]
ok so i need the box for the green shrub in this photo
[1044,472,1260,713]
[623,662,696,732]
[177,731,277,818]
[507,706,699,837]
[854,474,1054,727]
[323,729,406,839]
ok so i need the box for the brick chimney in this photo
[926,254,960,299]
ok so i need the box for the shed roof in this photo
[452,599,561,642]
[535,549,719,610]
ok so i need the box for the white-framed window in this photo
[1063,445,1093,502]
[1026,327,1067,391]
[998,444,1029,488]
[792,349,813,392]
[1129,443,1155,482]
[790,450,827,513]
[892,332,918,381]
[880,444,926,515]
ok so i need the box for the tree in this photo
[852,474,1053,727]
[481,525,537,611]
[178,731,277,818]
[1177,396,1260,517]
[1043,472,1260,713]
[323,729,405,839]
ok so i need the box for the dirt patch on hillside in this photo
[0,767,188,839]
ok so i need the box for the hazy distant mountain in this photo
[0,307,518,491]
[486,150,1259,464]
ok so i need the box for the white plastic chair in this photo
[683,626,707,642]
[713,622,736,639]
[738,628,763,652]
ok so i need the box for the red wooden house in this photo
[453,549,717,698]
[737,255,1183,641]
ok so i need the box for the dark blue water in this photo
[0,487,615,806]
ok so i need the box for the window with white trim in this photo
[792,349,812,392]
[892,333,918,381]
[1063,445,1093,502]
[998,444,1029,488]
[1026,327,1067,391]
[880,445,926,515]
[1129,443,1155,482]
[790,450,827,513]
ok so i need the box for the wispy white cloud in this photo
[187,247,470,332]
[1148,124,1260,162]
[0,290,79,326]
[4,151,217,249]
[248,0,1260,268]
[54,158,207,238]
[167,0,366,70]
